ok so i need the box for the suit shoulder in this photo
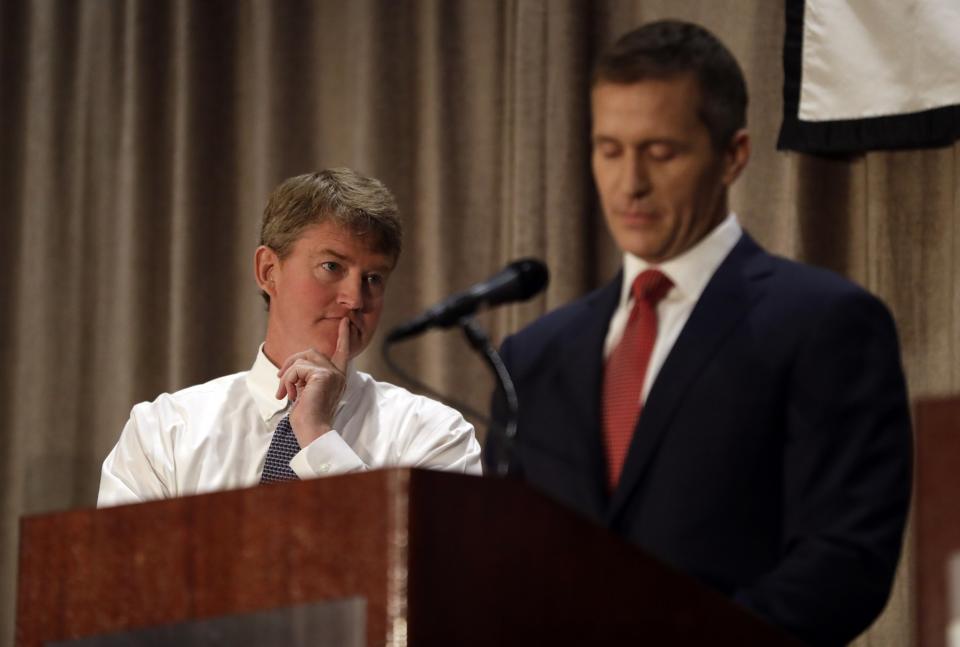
[767,254,856,290]
[513,295,590,339]
[759,253,896,327]
[501,283,614,364]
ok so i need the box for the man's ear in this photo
[254,245,280,298]
[721,129,750,187]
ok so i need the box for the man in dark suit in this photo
[487,21,912,647]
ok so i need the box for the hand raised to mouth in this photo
[275,316,351,447]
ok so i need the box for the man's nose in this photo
[337,276,364,310]
[621,151,651,197]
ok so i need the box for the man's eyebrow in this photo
[591,134,619,144]
[592,134,685,148]
[368,261,394,275]
[311,247,394,274]
[310,248,350,261]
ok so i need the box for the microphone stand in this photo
[458,316,518,477]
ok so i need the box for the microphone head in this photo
[506,258,550,301]
[385,258,550,344]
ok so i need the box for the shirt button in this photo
[318,464,330,473]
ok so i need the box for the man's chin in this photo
[616,237,666,263]
[303,330,337,357]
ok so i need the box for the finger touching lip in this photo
[321,314,362,329]
[345,316,363,337]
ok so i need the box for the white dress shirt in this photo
[98,346,482,507]
[603,214,743,402]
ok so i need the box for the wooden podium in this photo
[914,397,960,647]
[17,469,800,646]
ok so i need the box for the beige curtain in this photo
[3,1,957,644]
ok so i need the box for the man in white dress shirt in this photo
[99,168,481,507]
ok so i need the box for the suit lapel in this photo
[606,235,773,521]
[552,274,622,504]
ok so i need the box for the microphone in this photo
[386,258,549,343]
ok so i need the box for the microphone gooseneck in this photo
[382,258,550,478]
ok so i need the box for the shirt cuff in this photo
[289,430,368,478]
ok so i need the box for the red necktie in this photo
[602,269,673,490]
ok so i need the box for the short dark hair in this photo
[592,20,748,148]
[259,168,402,307]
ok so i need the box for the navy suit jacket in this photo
[488,234,912,646]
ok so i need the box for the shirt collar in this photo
[619,213,743,307]
[246,345,288,422]
[245,344,359,423]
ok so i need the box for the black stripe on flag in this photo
[777,0,960,155]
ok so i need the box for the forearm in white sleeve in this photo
[290,430,368,478]
[97,409,172,507]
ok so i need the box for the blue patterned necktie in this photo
[260,414,301,483]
